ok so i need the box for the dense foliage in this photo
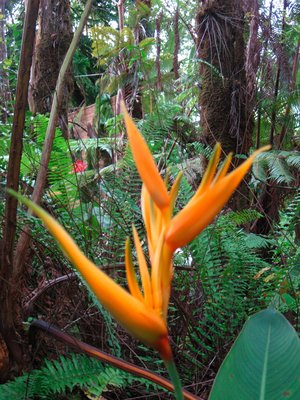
[0,0,299,398]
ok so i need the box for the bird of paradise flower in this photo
[9,105,269,399]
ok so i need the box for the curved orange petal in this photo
[160,244,173,319]
[166,146,270,250]
[151,228,166,314]
[125,238,144,302]
[212,152,233,184]
[121,103,169,210]
[132,225,153,307]
[193,143,221,200]
[169,171,183,217]
[10,191,170,356]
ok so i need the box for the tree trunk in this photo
[131,0,151,118]
[245,0,261,145]
[0,0,40,378]
[156,10,163,91]
[173,7,180,81]
[28,0,73,135]
[269,0,288,146]
[196,0,250,155]
[278,34,300,147]
[0,0,10,122]
[13,0,93,299]
[120,0,152,118]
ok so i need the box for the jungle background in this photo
[0,0,299,398]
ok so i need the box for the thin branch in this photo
[29,319,201,400]
[24,273,77,311]
[13,0,93,279]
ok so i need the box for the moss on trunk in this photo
[196,0,251,155]
[28,0,73,135]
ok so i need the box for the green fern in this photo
[271,189,300,322]
[0,354,126,399]
[286,153,300,168]
[252,150,300,186]
[91,26,134,66]
[0,353,164,399]
[244,233,274,249]
[226,209,263,226]
[185,213,274,365]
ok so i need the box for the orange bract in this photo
[10,105,269,363]
[9,192,172,361]
[124,108,269,318]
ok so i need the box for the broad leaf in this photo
[209,308,300,400]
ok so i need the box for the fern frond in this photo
[286,153,300,169]
[0,354,126,400]
[227,209,263,225]
[252,151,299,185]
[244,233,274,249]
[268,155,294,184]
[186,212,273,363]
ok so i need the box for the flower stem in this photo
[165,359,184,399]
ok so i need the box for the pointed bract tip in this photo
[121,103,170,210]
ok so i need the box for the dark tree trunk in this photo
[0,0,40,378]
[156,10,163,91]
[28,0,73,135]
[278,34,300,147]
[269,0,288,146]
[251,182,281,235]
[0,0,10,122]
[13,0,93,299]
[255,0,273,149]
[173,7,180,80]
[245,0,261,146]
[126,0,152,118]
[196,0,250,155]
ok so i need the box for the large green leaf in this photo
[209,308,300,400]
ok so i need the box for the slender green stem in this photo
[165,359,184,400]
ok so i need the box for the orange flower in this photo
[8,191,172,361]
[122,104,270,319]
[10,106,269,362]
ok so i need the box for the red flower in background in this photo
[73,159,87,173]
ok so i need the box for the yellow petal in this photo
[9,191,170,357]
[212,152,233,184]
[121,103,169,210]
[166,146,271,250]
[151,200,163,248]
[132,225,153,307]
[193,143,221,199]
[141,184,153,258]
[169,171,183,216]
[151,228,166,314]
[125,238,144,302]
[160,244,173,319]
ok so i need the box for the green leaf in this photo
[209,308,300,400]
[138,37,155,49]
